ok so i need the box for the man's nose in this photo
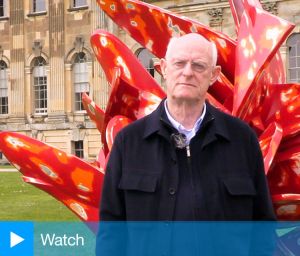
[182,62,193,76]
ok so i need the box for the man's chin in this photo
[172,95,201,104]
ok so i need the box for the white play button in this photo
[10,231,25,248]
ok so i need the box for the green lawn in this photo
[0,171,78,221]
[0,164,15,169]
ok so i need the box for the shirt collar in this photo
[164,100,206,143]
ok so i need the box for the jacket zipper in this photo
[186,145,197,220]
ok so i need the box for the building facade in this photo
[0,0,300,163]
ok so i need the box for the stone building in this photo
[0,0,299,163]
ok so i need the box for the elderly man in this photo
[99,33,276,221]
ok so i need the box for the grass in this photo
[0,164,15,169]
[0,171,78,221]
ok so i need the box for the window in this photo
[136,48,155,77]
[287,33,300,83]
[73,140,84,158]
[0,0,4,17]
[33,57,47,114]
[0,0,8,18]
[33,0,46,13]
[73,52,89,111]
[0,60,8,115]
[73,0,87,8]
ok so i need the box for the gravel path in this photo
[0,168,18,172]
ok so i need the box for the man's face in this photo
[161,37,220,104]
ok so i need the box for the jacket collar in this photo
[143,99,176,142]
[199,103,230,149]
[202,102,230,140]
[143,98,231,145]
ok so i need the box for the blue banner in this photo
[0,221,300,256]
[96,222,300,256]
[0,222,34,256]
[35,222,95,256]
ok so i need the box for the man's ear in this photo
[160,58,167,78]
[209,65,221,86]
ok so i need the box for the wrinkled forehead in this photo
[167,35,213,62]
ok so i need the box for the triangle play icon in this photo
[10,232,24,248]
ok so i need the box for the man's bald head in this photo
[165,33,218,67]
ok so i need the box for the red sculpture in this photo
[0,0,300,227]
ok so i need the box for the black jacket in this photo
[100,100,276,221]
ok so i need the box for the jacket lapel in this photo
[143,99,177,143]
[199,102,231,149]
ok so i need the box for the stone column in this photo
[90,1,109,109]
[64,63,72,114]
[48,0,66,121]
[9,0,25,122]
[24,66,32,121]
[280,45,289,82]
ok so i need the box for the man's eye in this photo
[174,61,185,67]
[192,63,206,71]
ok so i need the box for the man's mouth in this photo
[177,83,196,87]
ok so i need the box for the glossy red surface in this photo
[90,30,165,99]
[106,115,132,151]
[96,0,236,82]
[95,0,300,220]
[0,132,104,225]
[82,92,105,133]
